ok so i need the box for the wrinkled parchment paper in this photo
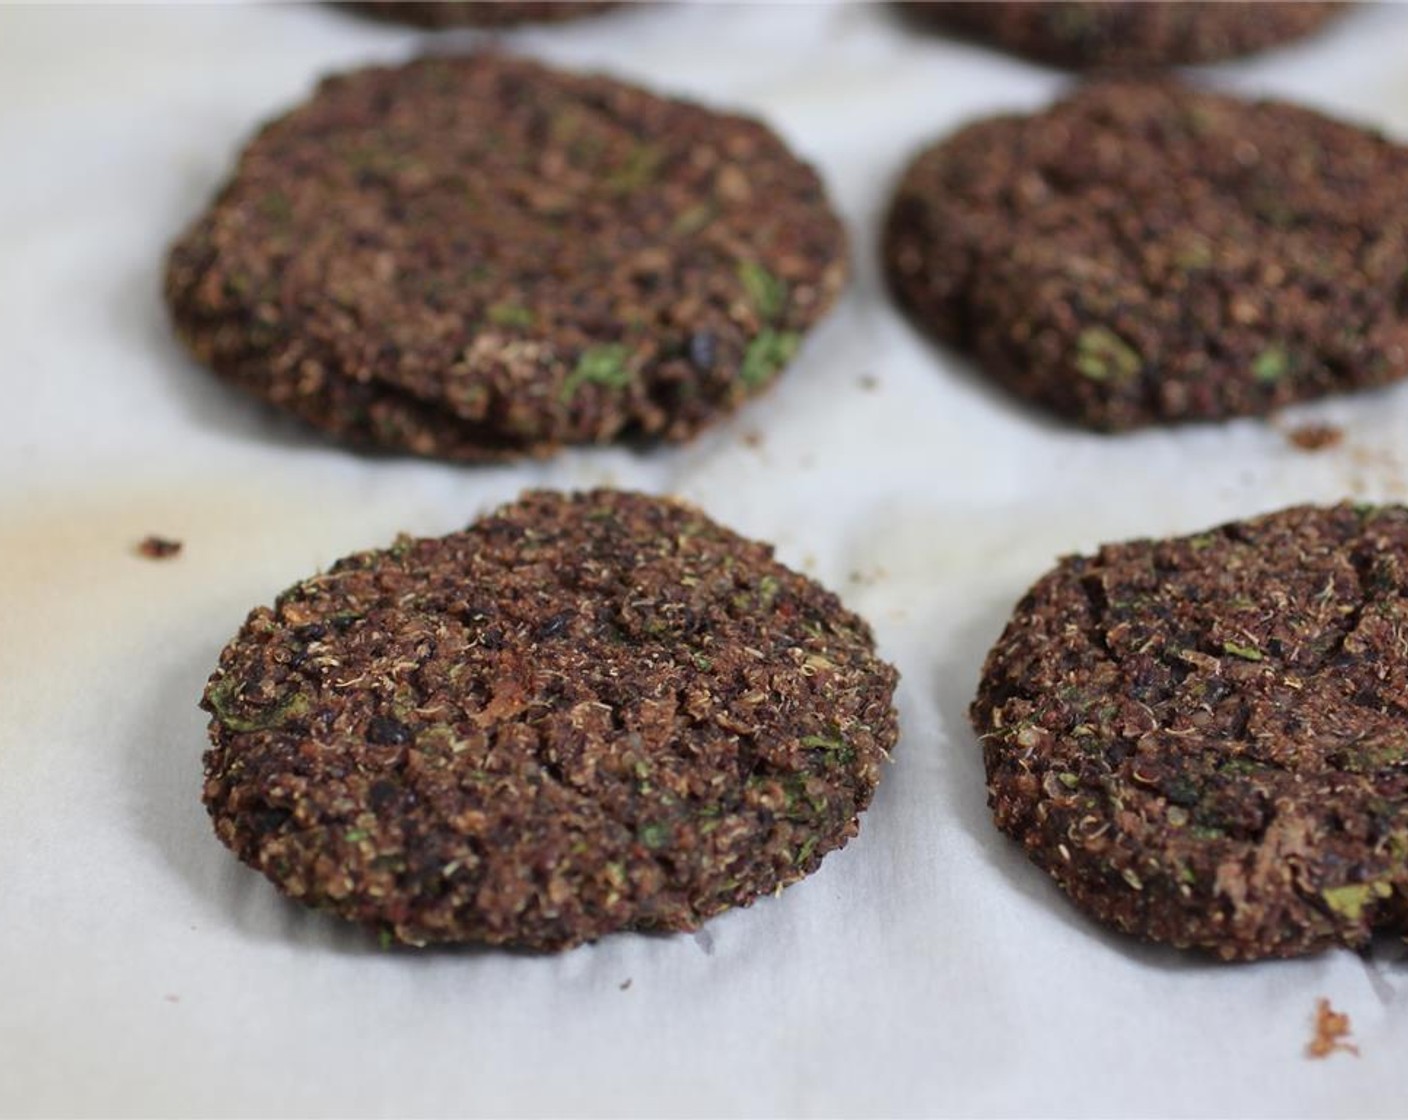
[4,3,1408,1115]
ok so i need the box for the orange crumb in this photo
[1307,998,1358,1059]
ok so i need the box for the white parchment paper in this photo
[4,3,1408,1115]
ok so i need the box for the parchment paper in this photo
[4,3,1408,1115]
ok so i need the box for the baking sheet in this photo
[4,3,1408,1115]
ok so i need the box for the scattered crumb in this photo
[136,535,183,560]
[801,553,817,572]
[1307,998,1358,1059]
[164,994,180,1004]
[619,978,632,991]
[858,373,880,391]
[848,566,888,587]
[1286,422,1343,452]
[1344,443,1408,499]
[741,429,764,450]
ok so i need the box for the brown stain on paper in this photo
[0,476,333,756]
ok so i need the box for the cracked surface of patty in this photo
[201,490,900,949]
[166,54,847,460]
[913,2,1344,69]
[884,80,1408,430]
[971,504,1408,960]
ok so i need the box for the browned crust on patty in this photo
[971,503,1408,960]
[202,490,900,949]
[347,1,621,29]
[884,80,1408,430]
[913,2,1344,69]
[166,54,847,460]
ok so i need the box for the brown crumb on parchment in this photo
[137,536,183,560]
[619,978,632,991]
[859,374,880,392]
[1287,423,1343,452]
[1307,998,1358,1059]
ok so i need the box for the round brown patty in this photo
[165,54,847,461]
[201,490,899,949]
[913,2,1344,69]
[971,504,1408,961]
[347,2,620,29]
[884,80,1408,431]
